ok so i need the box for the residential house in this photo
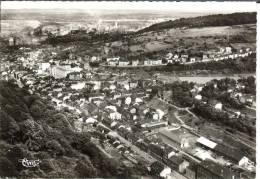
[149,161,171,178]
[228,54,235,59]
[129,107,137,114]
[108,60,118,66]
[214,102,223,110]
[110,111,122,120]
[9,37,16,46]
[71,82,85,90]
[173,54,179,59]
[144,59,151,65]
[132,59,139,66]
[39,62,50,71]
[113,92,122,99]
[160,167,171,178]
[166,52,173,60]
[68,72,83,80]
[180,54,188,63]
[118,59,130,66]
[239,157,255,171]
[167,155,184,171]
[195,95,202,100]
[214,56,220,61]
[144,59,162,66]
[220,56,225,60]
[202,54,210,62]
[84,62,90,70]
[88,93,105,102]
[90,81,101,91]
[189,57,196,63]
[219,47,225,54]
[91,56,101,62]
[179,160,190,173]
[107,57,120,62]
[184,163,197,179]
[167,59,173,64]
[129,81,138,89]
[226,47,232,54]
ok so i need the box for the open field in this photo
[108,24,256,55]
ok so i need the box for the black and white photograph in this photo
[0,1,257,178]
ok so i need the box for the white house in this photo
[156,109,165,120]
[125,97,132,105]
[219,47,225,53]
[167,59,173,64]
[105,105,117,112]
[107,57,120,62]
[226,47,232,54]
[173,54,179,59]
[71,82,86,90]
[166,52,173,60]
[85,117,97,124]
[153,113,159,120]
[195,95,202,100]
[160,167,171,178]
[132,60,139,66]
[214,103,223,110]
[190,57,196,63]
[109,84,116,91]
[108,60,118,66]
[40,62,50,71]
[229,54,235,59]
[110,112,122,120]
[118,61,129,66]
[135,97,143,104]
[239,156,255,171]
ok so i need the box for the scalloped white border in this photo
[1,1,257,12]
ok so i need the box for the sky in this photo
[1,1,257,13]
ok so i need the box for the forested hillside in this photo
[0,80,144,177]
[138,12,256,33]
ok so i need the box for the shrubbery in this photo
[0,80,143,177]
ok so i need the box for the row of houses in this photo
[105,47,254,67]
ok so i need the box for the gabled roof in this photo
[197,137,217,149]
[169,155,184,165]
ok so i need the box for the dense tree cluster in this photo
[160,77,255,137]
[163,81,195,107]
[138,12,256,33]
[193,101,255,137]
[195,77,256,136]
[0,80,144,177]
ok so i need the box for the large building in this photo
[50,65,82,79]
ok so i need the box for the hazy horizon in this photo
[2,1,256,12]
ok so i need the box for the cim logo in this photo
[18,158,41,168]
